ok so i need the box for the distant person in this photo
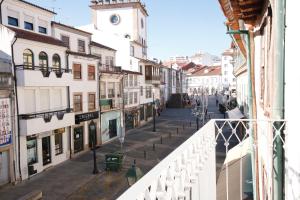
[216,98,219,107]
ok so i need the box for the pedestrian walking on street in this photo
[216,98,219,107]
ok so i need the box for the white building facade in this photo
[2,0,75,180]
[52,22,100,155]
[221,49,236,90]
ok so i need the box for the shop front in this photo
[125,108,139,131]
[101,111,121,143]
[140,105,145,122]
[146,103,153,121]
[25,127,69,179]
[0,98,13,186]
[74,111,99,153]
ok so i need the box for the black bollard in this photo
[153,143,156,151]
[160,136,163,144]
[190,121,192,127]
[177,127,179,135]
[169,132,171,138]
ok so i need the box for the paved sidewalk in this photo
[0,97,224,200]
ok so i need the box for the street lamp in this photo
[89,120,99,174]
[126,159,143,186]
[152,88,156,132]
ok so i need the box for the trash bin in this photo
[105,153,123,171]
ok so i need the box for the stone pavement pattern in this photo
[0,96,223,200]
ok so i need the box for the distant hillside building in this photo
[190,51,221,66]
[187,65,222,95]
[221,49,236,90]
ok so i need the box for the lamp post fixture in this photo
[152,89,156,132]
[126,159,143,186]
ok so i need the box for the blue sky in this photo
[29,0,231,60]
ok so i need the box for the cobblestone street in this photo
[0,96,223,200]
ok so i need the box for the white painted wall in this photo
[2,0,54,36]
[52,27,90,54]
[19,129,70,180]
[13,39,67,69]
[221,52,235,89]
[187,75,222,95]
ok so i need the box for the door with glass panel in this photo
[42,136,51,165]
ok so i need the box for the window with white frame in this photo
[100,81,106,99]
[129,92,133,104]
[134,75,138,86]
[129,75,133,87]
[108,82,115,98]
[124,93,128,105]
[124,75,128,87]
[134,92,138,104]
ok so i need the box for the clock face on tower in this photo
[110,14,120,25]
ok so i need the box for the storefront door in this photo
[125,113,134,130]
[42,136,51,166]
[0,151,9,185]
[140,106,144,121]
[89,121,97,148]
[109,119,117,139]
[74,127,84,153]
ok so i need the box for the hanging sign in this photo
[0,98,12,146]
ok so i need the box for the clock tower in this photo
[90,0,148,59]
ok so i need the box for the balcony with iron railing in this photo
[15,65,72,87]
[100,98,122,113]
[145,75,161,85]
[117,119,286,200]
[99,64,122,74]
[19,108,75,136]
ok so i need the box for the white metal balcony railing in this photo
[118,119,286,200]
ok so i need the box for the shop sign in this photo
[0,98,12,147]
[75,111,99,124]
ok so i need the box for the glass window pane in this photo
[8,16,18,26]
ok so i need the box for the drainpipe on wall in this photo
[272,0,286,199]
[11,36,22,181]
[0,0,5,24]
[227,29,259,200]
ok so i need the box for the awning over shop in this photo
[216,138,253,200]
[227,107,245,119]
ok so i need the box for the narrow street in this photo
[0,96,223,200]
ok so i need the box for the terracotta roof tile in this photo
[90,41,116,51]
[122,69,142,75]
[67,50,100,59]
[9,27,66,47]
[51,22,92,35]
[191,66,221,76]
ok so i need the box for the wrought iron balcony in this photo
[100,98,122,112]
[99,64,122,73]
[117,119,286,200]
[19,108,75,136]
[19,108,72,121]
